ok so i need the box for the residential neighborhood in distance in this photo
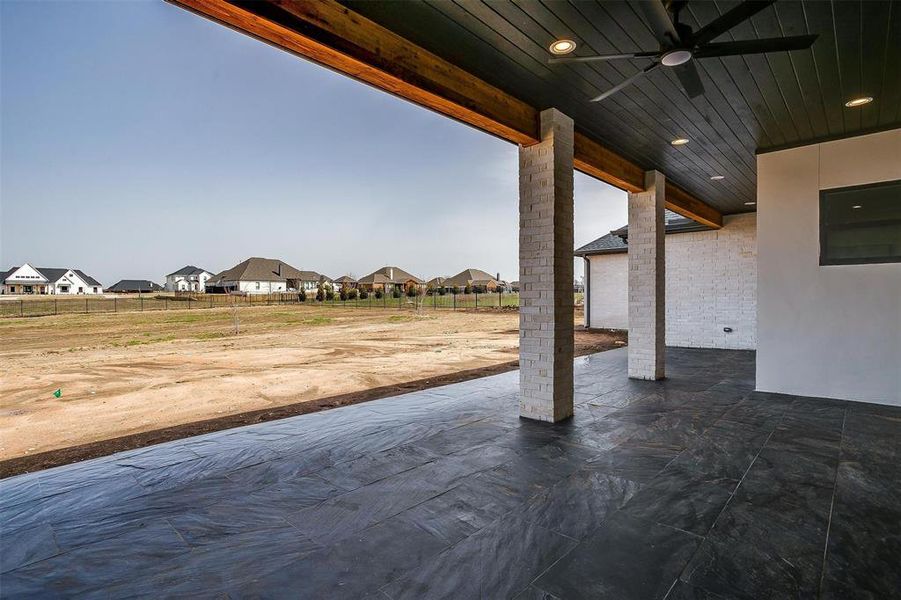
[0,257,531,298]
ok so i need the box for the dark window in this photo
[820,180,901,265]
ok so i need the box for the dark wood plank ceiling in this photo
[341,0,901,214]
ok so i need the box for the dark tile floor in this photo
[1,347,899,599]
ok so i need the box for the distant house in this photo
[426,276,448,290]
[205,257,325,294]
[316,274,334,291]
[358,266,424,294]
[333,275,357,289]
[444,268,503,292]
[1,263,103,295]
[165,266,213,293]
[108,280,164,293]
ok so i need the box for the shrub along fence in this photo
[0,291,583,319]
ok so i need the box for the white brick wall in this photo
[518,109,574,422]
[586,212,757,350]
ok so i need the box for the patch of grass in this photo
[163,313,220,324]
[0,318,28,327]
[122,335,176,347]
[304,317,333,326]
[387,315,415,323]
[193,331,230,340]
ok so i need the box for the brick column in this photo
[519,108,574,422]
[628,170,665,380]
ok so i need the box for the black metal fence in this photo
[0,290,572,319]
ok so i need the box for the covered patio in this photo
[3,0,898,597]
[2,346,899,598]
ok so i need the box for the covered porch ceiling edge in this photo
[167,0,724,229]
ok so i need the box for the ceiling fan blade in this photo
[673,60,705,98]
[693,0,776,45]
[639,0,681,46]
[694,34,819,58]
[590,62,659,102]
[549,51,659,64]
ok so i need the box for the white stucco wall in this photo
[585,213,757,350]
[756,129,901,405]
[587,253,629,329]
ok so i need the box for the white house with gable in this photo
[1,263,104,295]
[165,266,213,292]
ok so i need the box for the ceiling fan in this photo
[549,0,818,102]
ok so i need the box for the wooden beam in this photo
[573,132,645,193]
[664,182,723,229]
[168,0,722,228]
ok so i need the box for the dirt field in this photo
[0,305,625,475]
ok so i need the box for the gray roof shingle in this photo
[444,268,500,288]
[207,258,323,285]
[574,233,628,255]
[167,265,211,277]
[575,210,711,256]
[358,266,423,285]
[108,280,163,292]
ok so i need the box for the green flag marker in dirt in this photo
[53,388,62,398]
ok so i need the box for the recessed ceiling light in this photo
[844,96,873,107]
[671,138,690,146]
[549,39,576,55]
[852,205,863,209]
[710,175,725,180]
[744,201,756,206]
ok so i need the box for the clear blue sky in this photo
[0,0,625,286]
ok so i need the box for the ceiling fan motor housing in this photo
[661,49,693,66]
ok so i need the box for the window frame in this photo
[819,179,901,266]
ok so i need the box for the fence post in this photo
[475,291,478,309]
[115,297,117,313]
[453,292,456,310]
[20,299,23,317]
[85,298,88,314]
[141,294,144,311]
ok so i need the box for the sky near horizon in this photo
[0,0,626,286]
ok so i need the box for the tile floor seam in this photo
[671,407,787,590]
[520,536,582,597]
[816,406,847,599]
[661,576,681,600]
[164,517,191,549]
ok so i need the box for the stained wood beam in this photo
[663,182,723,229]
[168,0,722,228]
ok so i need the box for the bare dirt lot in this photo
[0,305,625,475]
